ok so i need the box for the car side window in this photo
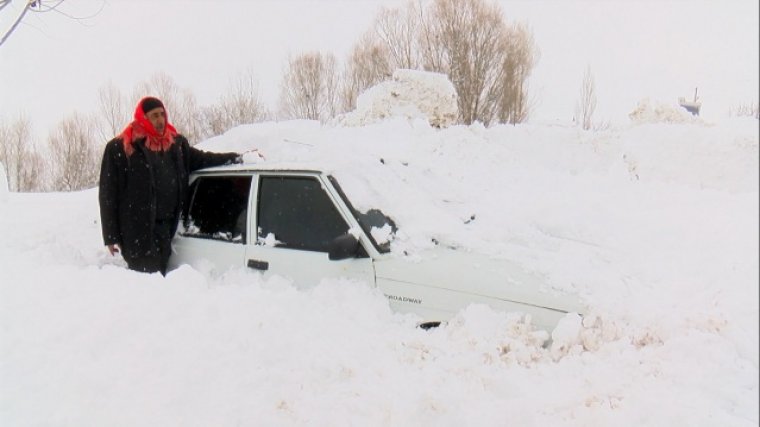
[257,176,349,252]
[183,175,252,244]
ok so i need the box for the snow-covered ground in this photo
[1,112,757,425]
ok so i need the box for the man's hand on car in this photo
[240,149,265,163]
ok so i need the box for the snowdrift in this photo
[337,69,458,128]
[1,99,757,425]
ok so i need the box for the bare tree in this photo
[0,116,44,191]
[420,0,516,125]
[201,105,228,139]
[17,149,44,192]
[0,0,34,46]
[349,0,539,125]
[340,2,425,113]
[0,119,16,190]
[202,70,269,138]
[0,120,10,176]
[374,2,423,70]
[337,2,421,115]
[341,32,393,112]
[495,22,538,124]
[47,112,100,191]
[729,102,759,119]
[173,88,203,144]
[1,0,103,47]
[96,81,129,141]
[575,65,597,130]
[279,52,339,122]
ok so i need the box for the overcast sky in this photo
[1,0,757,139]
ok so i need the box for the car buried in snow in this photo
[169,164,584,332]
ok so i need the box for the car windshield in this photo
[328,175,396,254]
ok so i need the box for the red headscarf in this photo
[119,97,178,157]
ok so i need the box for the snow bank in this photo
[628,98,704,124]
[337,69,458,128]
[1,118,757,426]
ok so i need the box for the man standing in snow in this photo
[99,96,242,275]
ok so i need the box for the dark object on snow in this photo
[679,87,701,116]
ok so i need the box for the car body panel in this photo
[374,249,582,331]
[171,236,246,274]
[244,244,375,289]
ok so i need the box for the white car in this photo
[169,164,584,331]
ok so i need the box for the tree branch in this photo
[0,0,35,47]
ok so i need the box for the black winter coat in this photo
[99,135,238,259]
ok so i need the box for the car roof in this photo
[192,162,324,175]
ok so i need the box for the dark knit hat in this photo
[141,97,164,114]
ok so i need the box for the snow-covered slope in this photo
[1,117,757,426]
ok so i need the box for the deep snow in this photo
[1,113,758,425]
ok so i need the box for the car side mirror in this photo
[328,233,359,260]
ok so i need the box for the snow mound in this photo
[338,69,458,128]
[629,98,704,124]
[0,161,8,202]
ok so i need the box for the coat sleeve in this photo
[98,140,124,246]
[183,136,241,172]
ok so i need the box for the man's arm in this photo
[183,136,241,172]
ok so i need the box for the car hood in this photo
[373,248,585,315]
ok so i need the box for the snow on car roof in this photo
[195,116,758,265]
[192,162,324,174]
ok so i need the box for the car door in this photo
[244,172,375,289]
[170,173,252,274]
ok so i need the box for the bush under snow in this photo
[338,69,458,128]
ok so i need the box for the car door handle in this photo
[247,259,269,271]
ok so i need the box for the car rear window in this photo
[182,175,252,243]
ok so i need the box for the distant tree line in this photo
[0,0,538,192]
[729,103,759,119]
[0,70,270,192]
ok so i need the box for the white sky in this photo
[1,0,758,138]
